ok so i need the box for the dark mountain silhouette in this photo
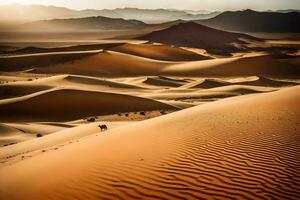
[137,22,259,55]
[197,9,300,33]
[17,16,147,31]
[0,4,219,24]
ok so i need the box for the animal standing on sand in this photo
[99,124,108,132]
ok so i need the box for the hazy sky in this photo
[1,0,300,11]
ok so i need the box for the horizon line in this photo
[0,3,298,12]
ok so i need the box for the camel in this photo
[98,124,108,131]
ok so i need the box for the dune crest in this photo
[111,43,211,61]
[162,55,300,76]
[0,89,177,122]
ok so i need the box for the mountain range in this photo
[0,4,220,24]
[197,9,300,33]
[1,5,299,34]
[16,16,147,31]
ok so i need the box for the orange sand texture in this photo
[0,33,300,199]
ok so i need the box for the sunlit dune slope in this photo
[162,55,300,76]
[0,86,299,199]
[236,76,299,87]
[111,43,211,61]
[0,124,33,146]
[0,74,144,99]
[32,51,177,75]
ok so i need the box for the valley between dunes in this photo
[0,38,300,199]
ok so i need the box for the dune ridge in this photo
[237,76,299,87]
[0,88,177,122]
[184,79,232,89]
[0,124,33,146]
[142,77,184,87]
[162,55,300,77]
[111,43,211,61]
[32,51,177,75]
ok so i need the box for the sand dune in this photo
[0,75,29,83]
[145,85,275,103]
[8,43,124,55]
[27,74,143,89]
[157,76,190,83]
[111,43,211,61]
[0,122,71,146]
[0,88,177,122]
[61,74,142,88]
[0,51,99,72]
[180,76,299,90]
[0,6,299,200]
[0,122,109,160]
[162,55,300,76]
[124,76,190,88]
[0,84,51,99]
[142,76,184,87]
[32,51,177,76]
[0,74,146,99]
[0,86,299,199]
[0,123,33,146]
[138,22,259,55]
[4,122,71,136]
[145,91,238,102]
[235,76,299,87]
[183,78,232,89]
[2,49,299,77]
[204,85,277,95]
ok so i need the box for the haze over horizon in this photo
[1,0,300,11]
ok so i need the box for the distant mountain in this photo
[108,8,220,23]
[197,9,300,33]
[0,4,219,24]
[16,16,147,31]
[178,12,221,21]
[276,9,300,13]
[137,22,259,55]
[0,4,79,23]
[183,10,214,15]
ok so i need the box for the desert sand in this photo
[0,85,299,199]
[0,27,300,200]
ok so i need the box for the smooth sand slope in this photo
[111,43,211,61]
[0,51,100,72]
[142,76,184,87]
[236,76,299,87]
[2,47,299,77]
[0,88,177,122]
[182,78,232,89]
[162,54,300,76]
[1,50,176,75]
[0,123,33,146]
[0,86,299,199]
[0,74,144,99]
[33,51,177,75]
